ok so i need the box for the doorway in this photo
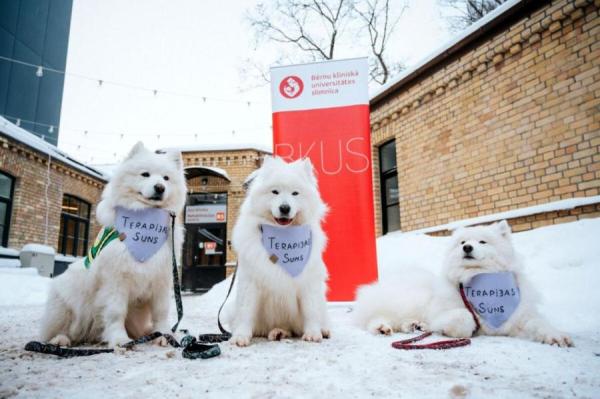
[182,192,228,292]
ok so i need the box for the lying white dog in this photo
[40,142,186,348]
[229,156,329,346]
[355,221,573,347]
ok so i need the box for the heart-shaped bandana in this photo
[115,206,170,262]
[261,224,312,277]
[463,272,521,329]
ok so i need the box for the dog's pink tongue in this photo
[275,218,292,226]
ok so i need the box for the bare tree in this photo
[353,0,407,84]
[441,0,507,31]
[243,0,406,86]
[248,1,353,62]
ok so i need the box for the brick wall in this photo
[370,0,600,235]
[0,135,105,251]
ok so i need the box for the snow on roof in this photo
[370,0,524,103]
[184,165,231,181]
[406,196,600,235]
[168,142,272,154]
[0,117,108,181]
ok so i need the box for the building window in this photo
[379,140,400,234]
[0,172,15,247]
[58,195,90,257]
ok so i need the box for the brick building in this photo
[175,144,270,291]
[0,116,107,257]
[370,0,600,236]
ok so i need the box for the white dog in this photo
[40,142,186,348]
[355,221,573,347]
[229,156,329,346]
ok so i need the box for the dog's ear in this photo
[169,150,183,169]
[496,220,512,237]
[125,141,146,160]
[300,157,317,184]
[261,155,276,169]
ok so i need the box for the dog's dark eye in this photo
[141,172,150,178]
[461,241,465,245]
[163,176,170,181]
[479,241,487,244]
[292,191,299,196]
[272,190,279,195]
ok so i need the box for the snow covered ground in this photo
[1,219,599,398]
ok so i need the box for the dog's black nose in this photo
[154,184,165,194]
[279,204,291,215]
[463,244,473,254]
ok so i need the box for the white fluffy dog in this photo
[229,156,329,347]
[40,142,186,348]
[355,221,573,347]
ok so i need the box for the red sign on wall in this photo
[271,58,378,301]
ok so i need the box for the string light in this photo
[1,112,270,140]
[0,55,266,105]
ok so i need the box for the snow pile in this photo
[1,219,599,398]
[0,267,47,307]
[20,244,56,256]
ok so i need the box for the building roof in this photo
[0,116,108,182]
[370,0,544,105]
[168,142,272,154]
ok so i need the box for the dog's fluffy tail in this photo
[353,267,437,333]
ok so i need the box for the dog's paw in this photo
[48,334,71,347]
[107,333,131,350]
[540,332,573,348]
[267,328,291,341]
[399,320,428,333]
[321,328,331,339]
[152,336,169,347]
[230,335,252,347]
[302,330,323,342]
[441,310,476,338]
[367,318,393,335]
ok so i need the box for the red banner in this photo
[271,58,378,301]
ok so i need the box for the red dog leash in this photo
[391,284,480,350]
[391,331,471,350]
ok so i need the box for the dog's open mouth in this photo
[274,217,293,226]
[463,255,476,260]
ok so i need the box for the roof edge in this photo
[370,0,549,106]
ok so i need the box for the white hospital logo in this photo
[279,76,304,99]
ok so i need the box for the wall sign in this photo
[185,204,227,224]
[271,58,378,301]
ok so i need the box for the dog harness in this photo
[460,272,521,330]
[84,207,169,266]
[260,224,312,277]
[84,226,120,268]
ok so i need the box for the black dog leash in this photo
[197,265,238,343]
[24,213,220,359]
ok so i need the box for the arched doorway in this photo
[182,166,230,292]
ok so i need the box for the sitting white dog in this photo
[355,221,573,347]
[229,156,330,346]
[40,142,186,348]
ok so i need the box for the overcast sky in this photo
[58,0,455,165]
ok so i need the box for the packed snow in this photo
[1,219,599,398]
